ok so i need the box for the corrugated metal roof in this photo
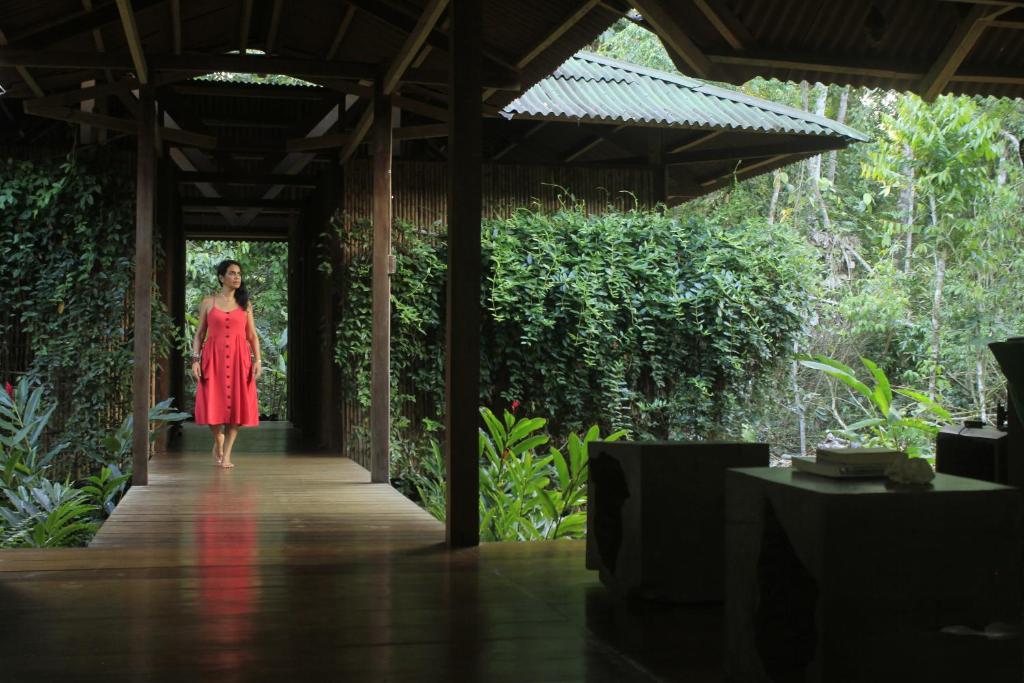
[503,52,868,141]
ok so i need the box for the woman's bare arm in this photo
[246,302,263,379]
[191,298,210,380]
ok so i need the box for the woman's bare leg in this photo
[221,424,240,468]
[208,425,224,465]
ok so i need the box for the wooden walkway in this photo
[0,423,721,682]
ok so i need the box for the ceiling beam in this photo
[182,197,306,209]
[23,101,218,148]
[178,172,317,188]
[382,0,448,95]
[706,53,922,80]
[7,0,163,48]
[170,0,181,55]
[691,0,753,51]
[266,0,284,53]
[918,3,1010,100]
[629,0,717,78]
[238,0,253,53]
[285,132,350,153]
[0,27,44,97]
[667,128,725,154]
[483,0,598,102]
[562,124,628,162]
[492,121,548,160]
[394,123,449,140]
[340,103,374,164]
[666,138,847,165]
[325,5,357,60]
[81,0,115,83]
[115,0,148,84]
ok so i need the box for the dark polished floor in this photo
[0,422,722,682]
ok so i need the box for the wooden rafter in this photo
[339,103,374,164]
[115,0,148,84]
[266,0,284,53]
[483,0,597,102]
[177,172,317,188]
[81,0,114,83]
[0,27,43,97]
[492,121,548,160]
[23,100,217,148]
[238,0,254,54]
[918,4,1011,101]
[706,53,921,80]
[666,138,846,165]
[381,0,448,95]
[629,0,717,78]
[170,0,181,55]
[394,123,448,140]
[667,128,725,154]
[7,0,163,47]
[562,124,628,162]
[325,5,357,60]
[691,0,752,51]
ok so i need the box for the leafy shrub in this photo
[409,407,626,541]
[799,355,950,456]
[335,206,812,445]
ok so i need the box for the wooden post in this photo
[132,87,156,485]
[649,128,666,206]
[445,0,482,547]
[371,77,393,484]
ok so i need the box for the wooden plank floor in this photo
[0,422,721,682]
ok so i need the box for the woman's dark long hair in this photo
[216,259,250,310]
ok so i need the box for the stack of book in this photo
[791,447,903,478]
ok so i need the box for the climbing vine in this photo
[0,155,175,477]
[335,204,813,444]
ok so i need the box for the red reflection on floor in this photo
[195,479,259,672]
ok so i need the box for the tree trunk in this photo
[768,170,782,225]
[791,340,806,457]
[977,351,988,421]
[900,144,915,273]
[928,194,945,400]
[826,86,848,184]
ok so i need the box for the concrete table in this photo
[725,467,1023,682]
[586,440,768,602]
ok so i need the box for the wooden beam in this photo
[115,0,149,84]
[340,103,374,164]
[561,124,627,162]
[918,4,1007,101]
[445,0,481,549]
[177,172,317,188]
[238,0,254,53]
[706,53,922,81]
[325,5,357,60]
[629,0,716,78]
[666,138,847,165]
[382,0,448,95]
[170,0,181,55]
[266,0,284,53]
[23,101,219,148]
[132,87,156,487]
[81,0,115,84]
[285,132,350,153]
[691,0,753,51]
[371,78,393,485]
[482,0,597,101]
[181,197,306,209]
[0,28,44,97]
[7,0,163,47]
[492,121,548,160]
[667,128,725,154]
[394,123,449,140]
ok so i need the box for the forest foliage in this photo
[591,20,1024,457]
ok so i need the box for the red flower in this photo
[4,382,12,399]
[511,400,520,415]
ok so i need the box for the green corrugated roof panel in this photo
[502,52,869,142]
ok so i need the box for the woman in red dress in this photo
[191,260,262,468]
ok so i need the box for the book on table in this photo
[814,447,902,466]
[791,455,889,478]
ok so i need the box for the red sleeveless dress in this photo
[195,306,259,426]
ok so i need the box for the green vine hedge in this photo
[0,156,175,478]
[335,204,814,443]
